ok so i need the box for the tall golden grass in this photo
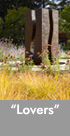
[0,70,70,100]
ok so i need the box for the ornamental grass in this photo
[0,70,70,100]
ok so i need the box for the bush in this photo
[68,40,70,47]
[3,7,29,44]
[62,40,70,51]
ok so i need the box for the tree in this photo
[0,0,69,19]
[3,7,29,44]
[0,17,4,37]
[59,5,70,36]
[46,0,69,9]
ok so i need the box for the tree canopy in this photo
[3,7,29,44]
[0,0,70,18]
[59,5,70,36]
[0,0,70,44]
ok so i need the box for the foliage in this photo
[0,70,70,100]
[61,40,70,50]
[46,0,68,9]
[0,0,69,19]
[0,38,25,62]
[0,0,70,43]
[59,5,70,36]
[0,41,70,100]
[0,17,4,37]
[0,0,43,19]
[3,7,29,44]
[0,40,70,73]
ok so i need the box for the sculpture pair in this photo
[25,9,58,65]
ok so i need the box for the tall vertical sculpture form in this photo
[25,9,58,65]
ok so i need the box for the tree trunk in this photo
[42,0,45,8]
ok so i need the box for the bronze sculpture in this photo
[25,2,59,65]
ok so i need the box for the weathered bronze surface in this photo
[25,9,58,65]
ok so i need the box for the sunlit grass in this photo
[0,69,70,100]
[0,40,70,100]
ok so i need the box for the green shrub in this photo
[62,40,70,51]
[4,7,29,44]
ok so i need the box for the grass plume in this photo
[0,70,70,100]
